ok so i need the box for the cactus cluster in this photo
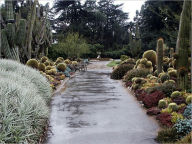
[142,50,157,66]
[135,58,153,72]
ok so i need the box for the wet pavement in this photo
[46,61,159,144]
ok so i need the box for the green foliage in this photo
[57,63,66,72]
[157,38,164,74]
[171,112,184,124]
[158,99,167,109]
[168,103,178,111]
[26,59,39,69]
[111,64,134,80]
[171,91,181,99]
[142,50,157,66]
[156,128,178,143]
[123,68,150,82]
[107,61,120,67]
[120,55,129,61]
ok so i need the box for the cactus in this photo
[171,91,181,99]
[170,48,174,59]
[5,0,14,22]
[158,99,167,109]
[176,0,191,90]
[57,63,67,72]
[142,50,157,66]
[160,73,170,83]
[41,56,48,63]
[156,38,164,74]
[186,95,192,104]
[26,59,39,69]
[38,63,46,72]
[168,103,178,111]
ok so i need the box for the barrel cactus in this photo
[41,56,48,63]
[171,91,181,99]
[158,99,167,109]
[186,95,192,104]
[38,63,46,72]
[57,63,66,72]
[160,73,170,83]
[142,50,157,66]
[26,59,39,69]
[168,103,178,111]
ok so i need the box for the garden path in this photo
[46,61,159,144]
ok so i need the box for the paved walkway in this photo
[46,61,159,144]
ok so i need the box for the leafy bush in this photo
[156,128,178,143]
[174,119,192,138]
[120,55,129,61]
[0,59,52,103]
[156,112,173,127]
[111,64,134,80]
[0,75,48,143]
[183,104,192,119]
[123,68,150,82]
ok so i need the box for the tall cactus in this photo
[170,48,174,59]
[176,0,191,90]
[5,0,14,23]
[156,38,164,75]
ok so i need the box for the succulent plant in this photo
[156,38,164,74]
[160,73,170,83]
[72,61,78,65]
[142,50,157,66]
[41,56,48,63]
[171,112,184,124]
[38,63,46,72]
[171,91,181,99]
[168,70,177,78]
[57,63,67,72]
[183,104,192,119]
[186,95,192,104]
[168,103,178,111]
[26,59,39,69]
[158,99,167,109]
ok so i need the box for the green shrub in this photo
[26,59,39,69]
[38,63,46,72]
[57,63,66,72]
[168,103,178,111]
[171,91,181,99]
[158,99,167,108]
[142,50,157,66]
[111,64,134,80]
[186,95,192,104]
[160,73,170,83]
[123,68,150,82]
[156,128,178,143]
[120,55,129,61]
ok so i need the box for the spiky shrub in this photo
[156,128,178,143]
[160,73,170,83]
[142,50,157,66]
[171,91,181,99]
[0,59,52,103]
[111,64,134,80]
[41,56,48,63]
[120,55,129,61]
[26,59,39,69]
[168,103,178,111]
[38,63,46,72]
[57,63,66,72]
[156,38,164,74]
[176,0,191,90]
[174,119,192,138]
[186,95,192,104]
[158,99,167,109]
[123,68,150,83]
[0,76,48,143]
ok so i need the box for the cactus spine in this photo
[157,38,164,75]
[176,0,191,90]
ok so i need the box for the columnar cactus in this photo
[170,48,174,58]
[176,0,191,90]
[5,0,14,23]
[156,38,164,74]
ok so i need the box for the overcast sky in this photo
[0,0,146,21]
[39,0,146,21]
